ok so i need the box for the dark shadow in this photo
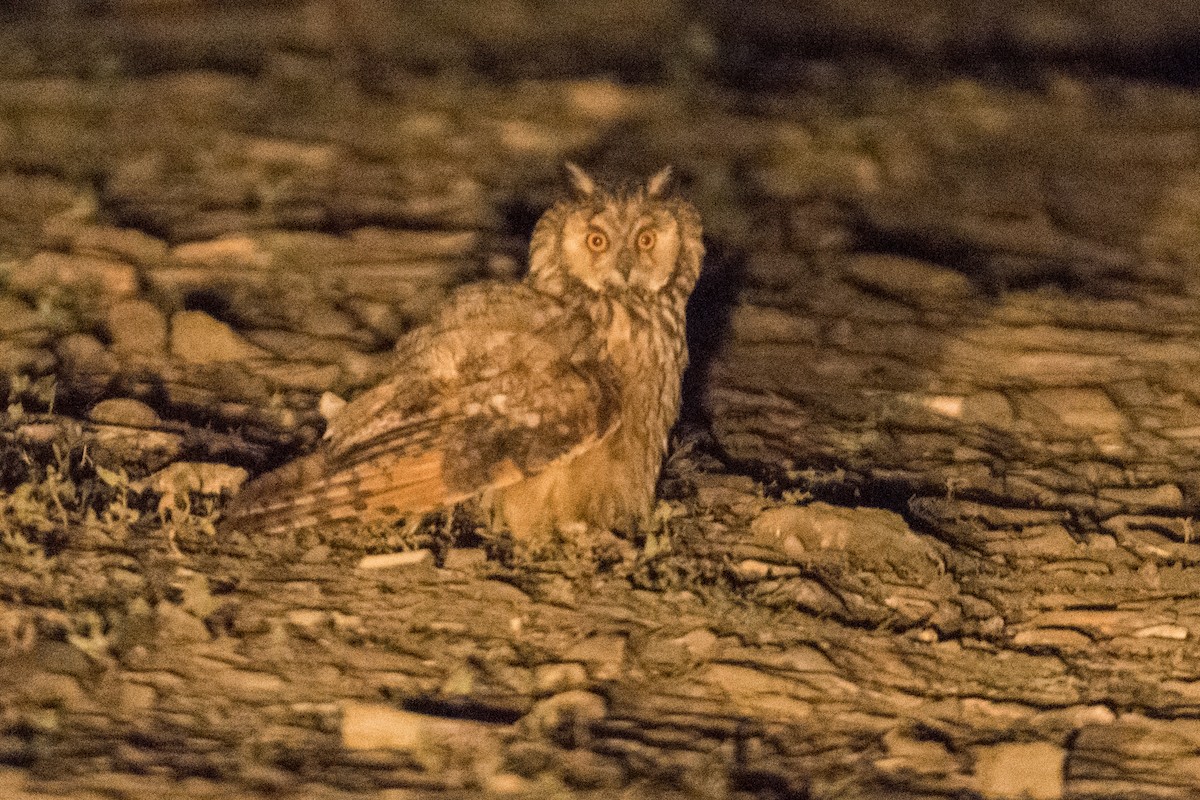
[182,287,234,320]
[850,211,1184,299]
[680,237,746,428]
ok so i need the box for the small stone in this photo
[119,682,157,712]
[0,296,43,335]
[672,628,719,659]
[22,673,89,712]
[1098,484,1184,511]
[215,668,285,699]
[971,741,1064,799]
[300,544,331,564]
[357,550,433,571]
[521,691,607,741]
[88,398,162,427]
[733,559,775,579]
[484,772,535,795]
[154,601,210,644]
[0,342,53,375]
[962,391,1015,426]
[341,700,500,759]
[250,361,341,392]
[170,310,270,364]
[172,236,273,268]
[1132,624,1188,640]
[56,333,117,374]
[693,472,763,511]
[561,749,624,789]
[844,254,972,309]
[300,303,359,338]
[564,636,625,681]
[344,298,405,340]
[286,610,328,630]
[532,663,588,696]
[342,702,425,751]
[565,79,640,121]
[1028,388,1125,432]
[879,728,958,776]
[239,764,297,792]
[504,741,557,778]
[73,225,167,267]
[105,299,168,357]
[243,329,350,363]
[32,641,96,679]
[442,547,487,571]
[10,252,137,297]
[319,392,347,424]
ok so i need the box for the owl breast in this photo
[487,292,687,540]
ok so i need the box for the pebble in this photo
[343,297,405,340]
[532,662,588,696]
[170,310,270,364]
[32,640,97,679]
[250,361,341,392]
[357,549,433,570]
[565,635,626,681]
[12,252,137,297]
[442,547,487,571]
[153,602,211,644]
[299,303,360,338]
[172,236,273,268]
[56,332,117,374]
[520,690,608,740]
[843,254,972,309]
[88,398,162,427]
[971,741,1064,799]
[341,700,500,756]
[214,668,285,699]
[318,391,347,424]
[72,225,167,267]
[118,682,157,712]
[105,299,169,357]
[671,628,719,659]
[243,329,350,363]
[0,296,43,334]
[286,609,328,630]
[22,673,89,712]
[300,544,331,564]
[0,341,54,375]
[341,702,426,751]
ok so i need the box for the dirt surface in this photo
[5,2,1200,798]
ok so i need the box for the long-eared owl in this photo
[223,164,705,541]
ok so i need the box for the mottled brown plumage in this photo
[222,165,705,540]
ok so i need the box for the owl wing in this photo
[222,283,620,535]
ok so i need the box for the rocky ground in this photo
[5,2,1200,798]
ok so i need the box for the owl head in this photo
[527,164,704,303]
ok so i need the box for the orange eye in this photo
[636,230,657,251]
[586,231,609,253]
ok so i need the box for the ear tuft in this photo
[645,166,674,198]
[564,162,597,198]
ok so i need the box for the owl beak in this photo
[615,251,635,282]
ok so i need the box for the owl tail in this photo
[219,449,452,537]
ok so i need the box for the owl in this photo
[222,164,705,541]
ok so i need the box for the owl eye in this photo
[636,230,657,251]
[585,231,609,253]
